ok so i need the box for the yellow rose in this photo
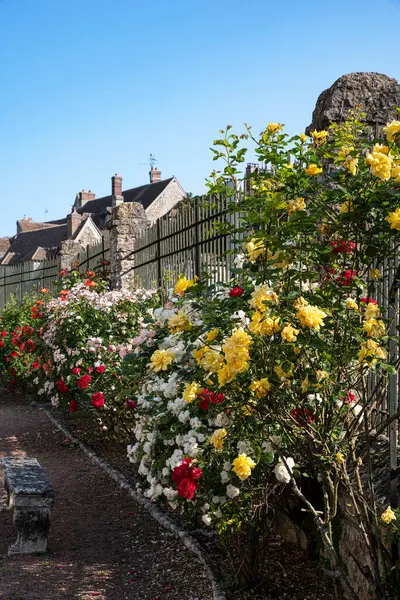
[369,268,382,280]
[150,349,175,372]
[249,284,279,311]
[210,428,227,451]
[363,318,386,338]
[336,452,345,464]
[287,197,306,216]
[381,506,396,524]
[281,324,299,342]
[296,304,327,330]
[174,275,196,296]
[168,310,192,333]
[304,164,323,176]
[205,328,219,342]
[267,122,283,134]
[274,363,293,379]
[366,150,393,181]
[232,453,256,480]
[182,382,203,404]
[245,238,266,263]
[364,302,380,320]
[346,298,358,310]
[391,162,400,182]
[299,133,307,143]
[386,207,400,230]
[340,200,354,214]
[249,312,281,336]
[311,129,329,145]
[301,376,310,393]
[383,120,400,143]
[250,378,272,399]
[315,370,329,382]
[200,349,225,374]
[293,296,309,310]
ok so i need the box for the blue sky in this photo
[1,0,400,236]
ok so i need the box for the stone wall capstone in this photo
[306,72,400,136]
[109,202,149,291]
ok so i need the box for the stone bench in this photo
[1,457,55,555]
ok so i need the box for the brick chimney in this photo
[67,207,82,238]
[75,189,96,209]
[149,167,161,184]
[111,173,124,208]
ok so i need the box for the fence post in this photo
[194,198,201,278]
[156,219,162,289]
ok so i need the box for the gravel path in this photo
[0,392,213,600]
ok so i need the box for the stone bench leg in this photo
[8,497,53,555]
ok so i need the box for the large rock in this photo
[306,72,400,135]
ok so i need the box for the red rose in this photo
[1,330,7,337]
[177,478,197,500]
[91,391,105,408]
[86,366,93,373]
[32,362,40,369]
[10,351,18,357]
[56,379,69,393]
[4,356,9,363]
[69,399,78,412]
[78,374,92,389]
[172,458,202,487]
[290,407,315,426]
[229,286,244,297]
[212,393,225,405]
[126,399,137,410]
[198,398,210,410]
[0,341,4,348]
[360,297,378,305]
[337,269,356,287]
[331,240,355,254]
[72,367,81,375]
[95,365,106,374]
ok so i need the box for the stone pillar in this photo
[59,239,81,271]
[109,202,149,291]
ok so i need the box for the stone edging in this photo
[39,406,228,600]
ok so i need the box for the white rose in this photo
[226,484,240,499]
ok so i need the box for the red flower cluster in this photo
[95,365,106,374]
[229,286,244,297]
[197,389,225,410]
[69,399,78,412]
[77,374,92,389]
[172,458,202,500]
[331,240,355,254]
[56,379,69,393]
[91,391,105,408]
[360,297,378,305]
[337,269,357,287]
[290,407,315,426]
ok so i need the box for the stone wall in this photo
[59,239,81,271]
[109,202,149,290]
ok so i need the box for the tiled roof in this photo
[1,224,68,265]
[77,178,174,216]
[17,218,67,232]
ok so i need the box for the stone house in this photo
[1,168,185,265]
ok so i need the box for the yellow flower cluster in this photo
[296,304,327,330]
[210,428,227,451]
[232,453,256,480]
[249,312,280,336]
[386,207,400,230]
[304,164,323,176]
[311,129,329,145]
[358,339,387,364]
[346,298,358,310]
[249,284,279,311]
[193,346,224,374]
[250,378,272,399]
[366,144,393,181]
[287,197,306,216]
[337,147,358,175]
[183,382,204,404]
[363,318,386,338]
[281,324,299,342]
[218,328,253,386]
[383,120,400,143]
[150,349,175,372]
[168,310,192,333]
[381,506,396,524]
[245,239,266,263]
[174,275,197,297]
[364,302,380,320]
